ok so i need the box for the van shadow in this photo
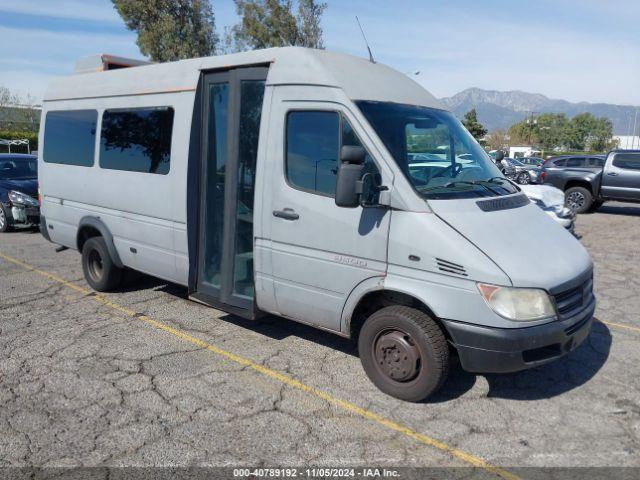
[117,271,360,356]
[428,319,612,403]
[220,314,359,357]
[596,203,640,217]
[116,272,611,403]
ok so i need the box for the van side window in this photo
[286,111,340,195]
[43,110,97,166]
[553,159,567,167]
[613,153,640,170]
[100,107,174,174]
[286,111,379,197]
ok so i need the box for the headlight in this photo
[477,283,556,321]
[8,190,39,207]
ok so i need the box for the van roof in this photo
[44,47,444,110]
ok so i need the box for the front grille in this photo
[564,314,591,336]
[554,277,593,317]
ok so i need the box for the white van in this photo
[39,47,595,401]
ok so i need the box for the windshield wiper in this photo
[421,180,493,195]
[475,177,518,194]
[485,176,508,184]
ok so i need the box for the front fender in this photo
[340,266,555,335]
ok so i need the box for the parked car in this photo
[495,155,517,180]
[509,158,541,185]
[520,184,575,232]
[39,47,595,402]
[541,151,639,213]
[0,153,39,232]
[518,156,544,167]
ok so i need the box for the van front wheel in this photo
[82,237,122,292]
[358,306,449,402]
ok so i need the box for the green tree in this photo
[509,113,570,150]
[0,86,40,133]
[507,112,613,152]
[462,109,487,143]
[564,113,613,151]
[485,129,509,151]
[112,0,218,62]
[226,0,326,52]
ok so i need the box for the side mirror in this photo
[335,146,366,208]
[495,150,505,162]
[340,145,366,165]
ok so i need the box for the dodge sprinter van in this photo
[39,48,595,401]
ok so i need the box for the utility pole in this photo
[526,112,538,145]
[633,109,638,150]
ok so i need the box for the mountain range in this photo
[440,88,638,134]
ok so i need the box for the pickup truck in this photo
[541,150,640,213]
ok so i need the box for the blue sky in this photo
[1,0,639,105]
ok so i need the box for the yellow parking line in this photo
[0,252,521,479]
[601,320,640,334]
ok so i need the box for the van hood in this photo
[427,194,592,291]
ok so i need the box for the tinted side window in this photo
[565,157,585,167]
[613,154,640,170]
[286,111,340,195]
[44,110,97,166]
[100,107,174,174]
[587,157,605,167]
[286,111,380,197]
[553,159,567,167]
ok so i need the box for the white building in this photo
[614,135,640,149]
[508,145,541,158]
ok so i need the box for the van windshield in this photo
[356,101,518,199]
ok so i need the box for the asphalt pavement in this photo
[1,202,639,477]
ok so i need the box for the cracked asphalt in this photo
[0,202,639,473]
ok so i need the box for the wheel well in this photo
[349,290,450,342]
[77,225,102,252]
[565,180,593,194]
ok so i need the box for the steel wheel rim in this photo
[519,173,530,184]
[87,249,104,282]
[567,192,585,210]
[372,328,422,383]
[0,208,5,230]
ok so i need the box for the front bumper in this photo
[9,204,40,225]
[442,297,595,373]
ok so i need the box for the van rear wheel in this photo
[358,306,449,402]
[82,237,122,292]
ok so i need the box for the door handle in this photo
[607,172,619,176]
[273,208,299,220]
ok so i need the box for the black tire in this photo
[517,172,530,185]
[358,306,449,402]
[565,186,593,214]
[0,204,12,233]
[81,237,122,292]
